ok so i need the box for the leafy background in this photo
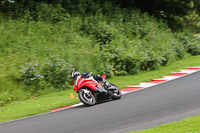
[0,0,200,106]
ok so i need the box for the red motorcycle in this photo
[72,70,122,106]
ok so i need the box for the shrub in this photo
[20,58,74,92]
[175,32,200,55]
[41,58,74,90]
[20,62,44,86]
[1,4,200,106]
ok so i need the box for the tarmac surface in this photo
[1,71,200,133]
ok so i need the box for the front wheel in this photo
[109,83,122,100]
[78,89,96,106]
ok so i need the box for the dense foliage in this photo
[1,0,200,31]
[0,0,200,106]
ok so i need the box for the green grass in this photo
[131,115,200,133]
[0,54,200,124]
[0,89,79,122]
[107,54,200,89]
[1,10,200,106]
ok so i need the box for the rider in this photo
[72,70,110,88]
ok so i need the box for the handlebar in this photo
[81,72,93,78]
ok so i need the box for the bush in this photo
[34,3,69,23]
[175,32,200,55]
[1,4,200,106]
[93,11,187,75]
[20,62,44,86]
[41,58,74,90]
[20,58,74,92]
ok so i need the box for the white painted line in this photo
[140,82,157,87]
[72,103,83,107]
[163,76,179,80]
[127,85,145,88]
[121,91,129,94]
[180,70,198,73]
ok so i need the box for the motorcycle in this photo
[72,70,122,106]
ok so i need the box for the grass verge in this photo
[108,54,200,88]
[131,115,200,133]
[0,55,200,123]
[0,90,79,122]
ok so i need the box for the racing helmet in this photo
[72,70,80,80]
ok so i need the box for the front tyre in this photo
[78,89,96,106]
[109,83,122,100]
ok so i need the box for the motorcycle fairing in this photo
[73,77,103,92]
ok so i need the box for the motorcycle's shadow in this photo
[75,99,113,108]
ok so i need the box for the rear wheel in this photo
[109,83,122,100]
[78,89,96,106]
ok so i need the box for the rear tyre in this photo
[78,89,96,106]
[109,83,122,100]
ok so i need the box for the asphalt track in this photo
[1,71,200,133]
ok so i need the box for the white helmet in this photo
[72,70,80,79]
